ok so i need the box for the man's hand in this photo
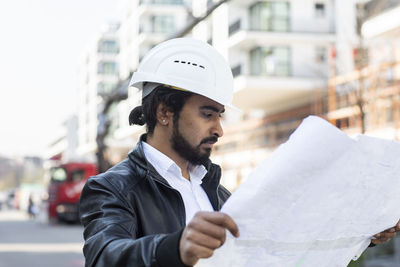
[371,219,400,245]
[179,211,239,266]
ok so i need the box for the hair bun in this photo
[129,106,145,126]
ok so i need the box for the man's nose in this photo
[212,119,224,138]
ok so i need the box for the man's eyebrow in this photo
[200,105,225,113]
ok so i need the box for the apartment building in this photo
[187,0,358,190]
[77,23,120,162]
[113,0,192,157]
[46,115,79,162]
[81,0,357,190]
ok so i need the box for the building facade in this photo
[112,0,192,159]
[46,115,80,162]
[75,0,359,190]
[189,0,357,190]
[77,23,120,161]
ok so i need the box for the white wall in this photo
[291,0,333,33]
[334,0,357,75]
[291,43,329,78]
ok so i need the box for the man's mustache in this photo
[200,136,218,145]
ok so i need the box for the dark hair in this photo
[129,85,193,134]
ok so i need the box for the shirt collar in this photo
[188,164,207,184]
[142,141,174,179]
[141,141,207,183]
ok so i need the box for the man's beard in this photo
[171,121,218,166]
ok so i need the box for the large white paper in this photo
[197,116,400,267]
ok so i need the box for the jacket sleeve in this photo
[79,175,188,267]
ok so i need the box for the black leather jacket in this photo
[79,138,230,267]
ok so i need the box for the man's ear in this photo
[156,103,173,126]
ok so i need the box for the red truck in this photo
[48,162,97,223]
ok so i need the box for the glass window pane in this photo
[152,15,175,33]
[98,61,118,74]
[273,2,289,16]
[272,19,289,31]
[250,46,290,76]
[315,3,325,17]
[98,82,116,95]
[250,48,262,75]
[71,169,85,182]
[249,1,290,32]
[98,40,119,54]
[276,63,290,76]
[275,47,290,60]
[51,168,67,182]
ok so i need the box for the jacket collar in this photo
[128,134,222,210]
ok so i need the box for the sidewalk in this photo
[0,209,29,221]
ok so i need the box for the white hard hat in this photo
[129,38,238,110]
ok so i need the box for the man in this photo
[80,38,239,267]
[79,38,398,267]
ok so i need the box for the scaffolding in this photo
[327,59,400,139]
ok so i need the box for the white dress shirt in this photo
[142,141,214,224]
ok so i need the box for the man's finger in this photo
[382,231,396,239]
[187,218,227,243]
[180,242,214,266]
[396,219,400,231]
[199,212,240,237]
[185,230,223,249]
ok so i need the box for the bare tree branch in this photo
[169,0,233,39]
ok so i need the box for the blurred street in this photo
[0,210,84,267]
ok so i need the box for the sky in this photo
[0,0,119,158]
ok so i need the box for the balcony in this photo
[232,74,326,112]
[228,19,335,50]
[361,4,400,38]
[138,29,169,47]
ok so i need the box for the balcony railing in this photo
[229,19,241,36]
[228,20,335,37]
[231,64,242,77]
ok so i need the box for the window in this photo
[98,39,119,54]
[250,46,291,76]
[231,64,242,77]
[51,167,67,182]
[151,15,175,33]
[315,46,327,63]
[71,169,85,183]
[315,3,325,17]
[97,61,118,75]
[97,82,116,95]
[249,1,290,32]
